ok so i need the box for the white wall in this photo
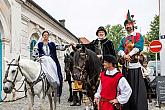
[160,0,165,76]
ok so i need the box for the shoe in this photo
[77,102,81,106]
[70,102,77,106]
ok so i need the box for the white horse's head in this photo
[3,56,23,93]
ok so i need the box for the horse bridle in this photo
[73,61,87,80]
[73,52,88,80]
[3,59,47,96]
[3,59,24,90]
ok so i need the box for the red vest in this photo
[100,71,123,100]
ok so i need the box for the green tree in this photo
[145,15,160,60]
[105,24,125,50]
[146,15,159,42]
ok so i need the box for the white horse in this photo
[3,56,58,110]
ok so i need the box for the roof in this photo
[79,37,90,44]
[23,0,78,41]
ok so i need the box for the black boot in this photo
[68,80,73,102]
[148,89,152,103]
[77,91,82,106]
[70,91,78,106]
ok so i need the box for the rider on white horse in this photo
[33,30,71,97]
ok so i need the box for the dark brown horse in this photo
[72,45,102,109]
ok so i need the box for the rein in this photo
[0,93,27,103]
[3,59,48,102]
[3,61,21,89]
[73,55,99,88]
[73,61,86,80]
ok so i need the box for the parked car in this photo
[147,61,160,97]
[147,60,160,81]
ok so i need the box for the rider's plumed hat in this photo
[103,55,117,64]
[96,26,107,36]
[124,10,135,26]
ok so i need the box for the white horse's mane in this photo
[19,59,41,82]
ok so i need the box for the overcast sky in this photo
[34,0,159,41]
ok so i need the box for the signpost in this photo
[149,40,162,53]
[149,40,163,107]
[149,40,162,76]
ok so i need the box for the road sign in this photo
[149,40,162,53]
[160,35,165,39]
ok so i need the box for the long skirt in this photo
[40,56,60,88]
[122,67,148,110]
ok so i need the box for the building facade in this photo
[0,0,78,100]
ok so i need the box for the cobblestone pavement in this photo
[0,81,85,110]
[0,82,165,110]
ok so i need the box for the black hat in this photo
[103,55,117,64]
[96,26,107,36]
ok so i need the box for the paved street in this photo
[0,81,85,110]
[0,81,165,110]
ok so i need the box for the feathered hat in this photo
[124,10,135,26]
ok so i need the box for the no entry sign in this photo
[149,40,162,53]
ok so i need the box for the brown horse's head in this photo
[72,45,88,81]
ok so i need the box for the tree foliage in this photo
[146,15,160,60]
[105,24,125,50]
[146,15,159,42]
[145,15,160,60]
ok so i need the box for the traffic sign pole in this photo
[156,53,158,76]
[149,40,162,107]
[155,53,161,108]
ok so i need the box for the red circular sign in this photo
[149,40,162,53]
